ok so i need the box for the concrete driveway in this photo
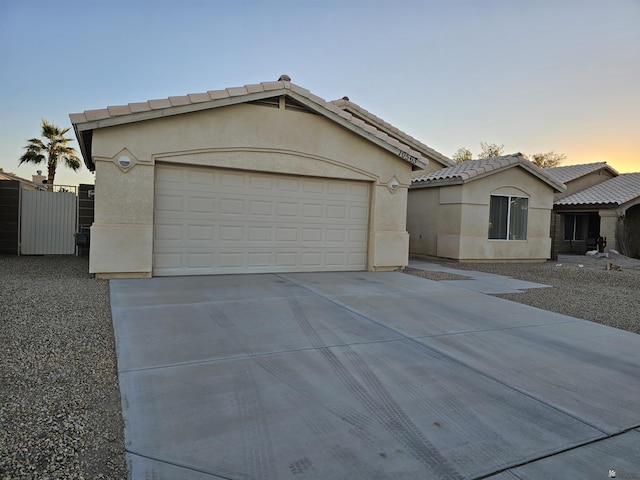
[110,271,640,479]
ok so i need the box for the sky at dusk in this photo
[1,0,638,187]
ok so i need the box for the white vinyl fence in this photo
[20,188,77,255]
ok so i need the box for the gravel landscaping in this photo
[1,253,638,479]
[0,255,126,479]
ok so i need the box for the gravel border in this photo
[0,255,126,479]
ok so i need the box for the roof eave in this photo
[72,123,93,171]
[410,177,465,189]
[554,201,620,208]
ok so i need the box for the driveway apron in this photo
[110,271,640,479]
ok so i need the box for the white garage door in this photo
[153,164,370,276]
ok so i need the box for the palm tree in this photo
[19,119,81,188]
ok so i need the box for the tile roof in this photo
[545,162,618,184]
[411,154,566,192]
[70,78,427,172]
[330,98,454,167]
[554,173,640,207]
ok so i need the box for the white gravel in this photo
[0,255,126,479]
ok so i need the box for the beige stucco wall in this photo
[89,102,413,277]
[407,187,462,257]
[408,167,556,262]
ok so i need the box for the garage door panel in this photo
[277,202,299,216]
[249,200,273,216]
[155,194,183,212]
[276,227,298,242]
[154,165,369,275]
[219,172,246,188]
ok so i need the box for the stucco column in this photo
[598,209,621,252]
[370,181,410,270]
[89,156,155,278]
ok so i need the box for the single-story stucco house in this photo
[408,154,566,262]
[70,76,452,278]
[546,162,640,258]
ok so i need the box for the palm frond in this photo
[19,151,45,165]
[20,120,83,182]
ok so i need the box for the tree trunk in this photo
[47,164,56,191]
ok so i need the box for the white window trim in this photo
[488,194,529,242]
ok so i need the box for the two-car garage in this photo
[153,164,370,276]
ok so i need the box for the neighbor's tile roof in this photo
[555,173,640,207]
[545,162,618,184]
[70,78,427,171]
[331,98,454,167]
[411,154,566,192]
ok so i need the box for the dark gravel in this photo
[0,255,126,479]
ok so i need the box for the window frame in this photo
[564,213,588,241]
[488,194,529,241]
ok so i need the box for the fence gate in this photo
[20,188,77,254]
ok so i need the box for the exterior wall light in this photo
[118,155,132,169]
[387,177,400,193]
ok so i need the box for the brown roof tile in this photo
[148,98,172,109]
[188,93,211,103]
[83,108,111,121]
[207,89,230,100]
[245,83,265,94]
[107,105,131,116]
[168,95,191,106]
[69,112,87,124]
[128,102,151,113]
[260,81,285,91]
[226,86,248,97]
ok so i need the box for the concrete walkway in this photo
[408,259,551,294]
[110,271,640,479]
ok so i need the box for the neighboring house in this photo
[545,162,617,253]
[408,154,565,262]
[0,171,47,191]
[70,76,434,278]
[547,164,640,258]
